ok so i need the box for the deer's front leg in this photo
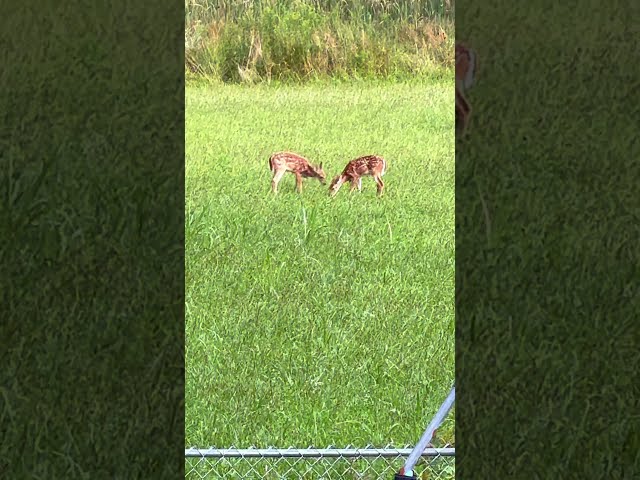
[295,173,303,193]
[349,177,359,193]
[272,169,286,194]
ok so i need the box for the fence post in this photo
[394,384,456,479]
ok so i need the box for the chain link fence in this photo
[185,445,455,479]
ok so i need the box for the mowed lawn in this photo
[185,81,455,449]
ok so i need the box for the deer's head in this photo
[311,163,326,184]
[328,175,341,196]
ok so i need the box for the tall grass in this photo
[186,0,453,24]
[185,0,454,82]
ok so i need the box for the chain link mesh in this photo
[185,445,454,479]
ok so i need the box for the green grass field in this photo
[185,80,455,454]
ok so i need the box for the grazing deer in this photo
[455,43,477,135]
[328,155,387,197]
[269,151,326,194]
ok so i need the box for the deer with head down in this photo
[328,155,387,197]
[269,151,326,194]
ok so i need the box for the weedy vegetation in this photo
[186,0,454,82]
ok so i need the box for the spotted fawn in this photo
[328,155,387,197]
[269,151,326,194]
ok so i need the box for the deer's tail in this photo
[268,155,274,172]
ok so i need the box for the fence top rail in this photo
[185,447,455,458]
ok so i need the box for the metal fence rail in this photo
[185,445,455,479]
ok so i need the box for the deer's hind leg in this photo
[374,175,384,196]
